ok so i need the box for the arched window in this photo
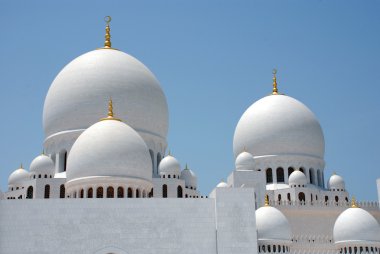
[288,167,294,177]
[149,188,153,198]
[317,170,322,187]
[149,149,154,173]
[311,193,313,202]
[26,186,33,199]
[107,186,114,198]
[287,193,291,201]
[274,245,276,252]
[309,168,315,184]
[266,168,273,183]
[278,194,281,202]
[168,175,171,178]
[136,189,140,198]
[128,188,133,198]
[44,184,50,199]
[335,196,339,203]
[80,189,84,198]
[177,186,183,198]
[299,167,304,173]
[64,151,67,172]
[162,184,167,198]
[117,187,124,198]
[298,192,305,202]
[38,174,41,178]
[44,174,47,178]
[96,187,103,198]
[157,153,162,170]
[276,167,284,183]
[88,188,93,198]
[185,194,188,198]
[325,195,329,203]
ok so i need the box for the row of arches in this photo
[161,174,180,179]
[271,193,349,205]
[340,246,379,254]
[31,174,53,179]
[70,186,152,199]
[258,244,290,253]
[265,167,324,187]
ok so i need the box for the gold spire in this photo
[332,171,336,175]
[185,163,188,170]
[272,69,278,95]
[104,16,112,49]
[351,196,358,208]
[100,98,121,121]
[264,194,270,206]
[168,150,171,156]
[20,163,23,169]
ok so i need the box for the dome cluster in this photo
[158,154,198,190]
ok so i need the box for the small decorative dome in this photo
[158,154,181,177]
[66,102,152,184]
[256,196,292,242]
[288,170,307,187]
[328,173,345,191]
[216,180,228,188]
[30,154,55,176]
[180,164,197,189]
[334,198,380,243]
[235,151,255,170]
[8,165,29,187]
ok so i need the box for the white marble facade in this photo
[1,20,380,254]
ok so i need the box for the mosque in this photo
[1,17,380,254]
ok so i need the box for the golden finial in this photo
[104,16,112,49]
[351,196,358,208]
[168,150,171,156]
[100,98,121,121]
[264,194,270,206]
[243,146,247,152]
[332,171,336,175]
[20,163,23,169]
[42,149,45,155]
[272,69,278,95]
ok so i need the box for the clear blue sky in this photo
[0,1,379,201]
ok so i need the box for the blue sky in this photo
[0,1,379,201]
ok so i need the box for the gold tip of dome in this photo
[100,98,121,121]
[272,69,278,95]
[351,196,358,208]
[264,194,270,206]
[103,16,112,49]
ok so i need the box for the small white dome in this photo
[30,154,55,175]
[288,170,307,187]
[66,119,152,183]
[8,166,29,187]
[180,165,197,188]
[328,173,345,191]
[233,95,325,159]
[334,206,380,243]
[158,155,181,176]
[216,181,228,188]
[235,151,255,170]
[256,205,292,242]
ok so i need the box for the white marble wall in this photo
[0,188,258,254]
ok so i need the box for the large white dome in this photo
[66,119,152,183]
[43,48,168,143]
[256,205,292,242]
[333,206,380,243]
[233,95,324,159]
